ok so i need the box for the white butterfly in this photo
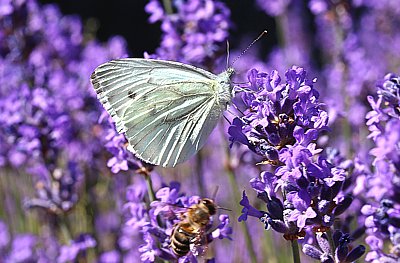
[91,58,234,167]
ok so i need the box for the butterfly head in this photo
[216,68,235,108]
[226,67,235,77]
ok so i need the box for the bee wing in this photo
[91,58,223,167]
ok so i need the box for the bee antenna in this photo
[211,186,219,200]
[217,206,232,212]
[230,30,268,68]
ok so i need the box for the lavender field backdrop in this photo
[1,0,399,262]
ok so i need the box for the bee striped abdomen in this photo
[170,223,196,256]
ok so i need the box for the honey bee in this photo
[170,198,217,257]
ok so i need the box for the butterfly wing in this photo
[91,58,224,167]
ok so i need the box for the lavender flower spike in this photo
[230,66,363,261]
[363,73,400,262]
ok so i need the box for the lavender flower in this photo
[233,68,335,229]
[306,0,400,160]
[362,73,400,262]
[0,223,44,262]
[0,219,97,262]
[99,250,121,263]
[229,66,328,162]
[58,234,97,263]
[124,182,232,262]
[302,231,365,263]
[3,0,400,262]
[144,0,231,68]
[0,0,128,216]
[0,221,9,253]
[255,0,291,17]
[0,1,131,262]
[5,234,38,262]
[101,112,149,174]
[23,162,82,214]
[232,66,363,261]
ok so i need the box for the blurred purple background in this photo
[1,0,400,262]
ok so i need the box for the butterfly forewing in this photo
[91,58,225,167]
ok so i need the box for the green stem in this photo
[83,168,99,255]
[0,169,14,232]
[330,7,355,158]
[145,173,156,204]
[275,14,287,49]
[162,0,173,14]
[219,123,257,262]
[59,216,72,243]
[326,229,336,256]
[143,174,168,263]
[291,240,301,263]
[262,231,278,263]
[224,162,257,261]
[144,171,166,231]
[195,152,205,197]
[225,167,258,263]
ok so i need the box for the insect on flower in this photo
[170,198,217,257]
[90,59,235,168]
[90,32,267,167]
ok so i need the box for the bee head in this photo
[200,198,217,215]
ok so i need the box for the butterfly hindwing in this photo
[91,58,223,167]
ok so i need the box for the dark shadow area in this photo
[38,0,277,57]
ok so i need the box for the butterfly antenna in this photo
[234,86,256,94]
[230,30,268,67]
[233,105,245,116]
[222,114,232,125]
[226,40,230,69]
[226,105,243,118]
